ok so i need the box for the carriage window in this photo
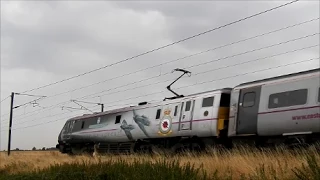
[156,109,161,119]
[174,106,178,116]
[185,101,191,111]
[268,89,308,108]
[115,115,121,124]
[202,97,214,107]
[243,92,255,107]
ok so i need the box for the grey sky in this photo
[0,0,319,150]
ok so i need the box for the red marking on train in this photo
[258,105,320,115]
[292,113,320,120]
[162,121,168,128]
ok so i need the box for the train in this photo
[56,68,320,155]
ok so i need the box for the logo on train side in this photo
[158,108,173,136]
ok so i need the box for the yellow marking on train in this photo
[217,107,230,136]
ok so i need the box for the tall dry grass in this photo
[1,145,319,179]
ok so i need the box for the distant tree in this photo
[42,147,46,151]
[32,147,36,151]
[46,147,58,151]
[15,148,19,151]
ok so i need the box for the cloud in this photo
[0,0,319,150]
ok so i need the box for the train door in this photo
[237,86,261,134]
[179,99,195,130]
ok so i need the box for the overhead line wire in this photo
[19,0,300,94]
[83,44,319,100]
[0,96,10,103]
[14,93,47,98]
[10,105,99,126]
[184,33,319,69]
[1,98,158,131]
[2,107,102,132]
[35,17,319,100]
[15,99,158,125]
[77,33,319,100]
[1,111,71,127]
[0,16,316,119]
[15,52,314,125]
[0,101,70,122]
[2,98,159,125]
[92,57,319,107]
[4,56,317,132]
[1,32,317,122]
[13,97,46,109]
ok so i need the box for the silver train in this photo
[56,68,320,155]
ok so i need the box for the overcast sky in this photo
[0,0,319,150]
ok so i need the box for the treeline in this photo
[3,147,57,151]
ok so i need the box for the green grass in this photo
[0,158,207,180]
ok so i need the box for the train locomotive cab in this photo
[56,114,98,154]
[56,119,73,153]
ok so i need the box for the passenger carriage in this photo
[228,68,320,146]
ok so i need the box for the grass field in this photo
[0,145,320,179]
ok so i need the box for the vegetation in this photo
[0,145,319,180]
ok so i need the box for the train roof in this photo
[67,88,232,121]
[234,68,320,89]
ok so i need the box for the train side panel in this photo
[70,104,182,142]
[73,92,224,141]
[189,94,219,137]
[57,90,232,154]
[257,75,320,136]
